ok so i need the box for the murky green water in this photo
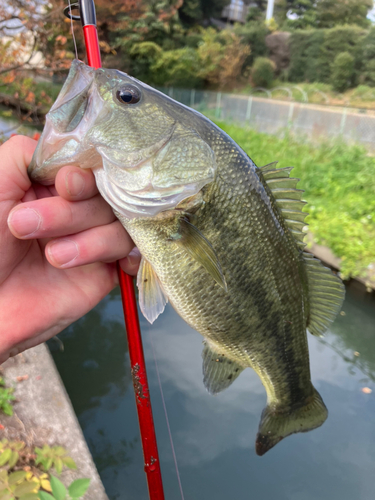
[48,282,375,500]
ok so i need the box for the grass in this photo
[214,121,375,279]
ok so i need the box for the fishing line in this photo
[149,333,185,500]
[67,0,78,60]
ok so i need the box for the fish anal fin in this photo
[202,341,244,395]
[256,388,328,456]
[303,252,345,336]
[137,257,168,324]
[173,217,227,290]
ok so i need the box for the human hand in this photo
[0,135,141,363]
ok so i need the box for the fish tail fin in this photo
[256,388,328,456]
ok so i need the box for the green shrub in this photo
[359,27,375,86]
[197,28,250,88]
[150,47,202,88]
[288,30,326,82]
[331,52,355,92]
[319,26,365,84]
[288,26,366,84]
[235,21,270,67]
[251,57,276,87]
[0,377,15,416]
[362,60,375,86]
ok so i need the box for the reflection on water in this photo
[48,282,375,500]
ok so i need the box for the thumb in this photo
[0,135,37,203]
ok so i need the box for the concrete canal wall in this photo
[0,344,109,500]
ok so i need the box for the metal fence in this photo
[159,87,375,149]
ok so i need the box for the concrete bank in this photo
[0,344,108,500]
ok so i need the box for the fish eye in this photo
[116,85,141,105]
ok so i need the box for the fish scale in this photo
[28,59,345,455]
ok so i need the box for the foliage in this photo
[38,475,90,500]
[150,47,202,87]
[0,468,43,500]
[288,26,366,84]
[213,121,375,278]
[197,28,250,88]
[316,0,372,29]
[0,439,88,500]
[360,27,375,86]
[251,57,276,88]
[330,52,355,92]
[276,0,372,29]
[234,21,270,67]
[318,26,366,83]
[0,440,25,468]
[0,377,15,416]
[275,0,317,29]
[0,0,77,75]
[34,446,76,475]
[179,0,230,25]
[288,29,325,82]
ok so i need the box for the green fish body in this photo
[29,60,345,455]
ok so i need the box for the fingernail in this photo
[8,208,42,237]
[127,247,141,267]
[48,239,79,266]
[66,171,85,197]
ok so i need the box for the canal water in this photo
[48,281,375,500]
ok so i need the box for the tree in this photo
[316,0,372,28]
[275,0,317,29]
[179,0,231,25]
[197,28,250,88]
[330,51,355,91]
[276,0,372,29]
[0,0,76,75]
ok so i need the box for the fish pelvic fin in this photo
[256,388,328,456]
[137,257,168,324]
[202,341,244,394]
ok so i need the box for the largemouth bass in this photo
[29,60,345,455]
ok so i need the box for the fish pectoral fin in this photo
[173,217,227,291]
[137,257,168,324]
[303,252,345,337]
[256,388,328,456]
[202,341,244,395]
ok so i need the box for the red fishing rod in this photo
[64,2,165,498]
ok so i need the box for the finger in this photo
[118,247,142,276]
[0,136,37,202]
[33,183,54,200]
[8,193,116,239]
[55,165,99,201]
[45,220,135,268]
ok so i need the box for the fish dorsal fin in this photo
[303,252,345,337]
[202,341,244,394]
[137,257,168,324]
[172,217,227,290]
[260,163,308,249]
